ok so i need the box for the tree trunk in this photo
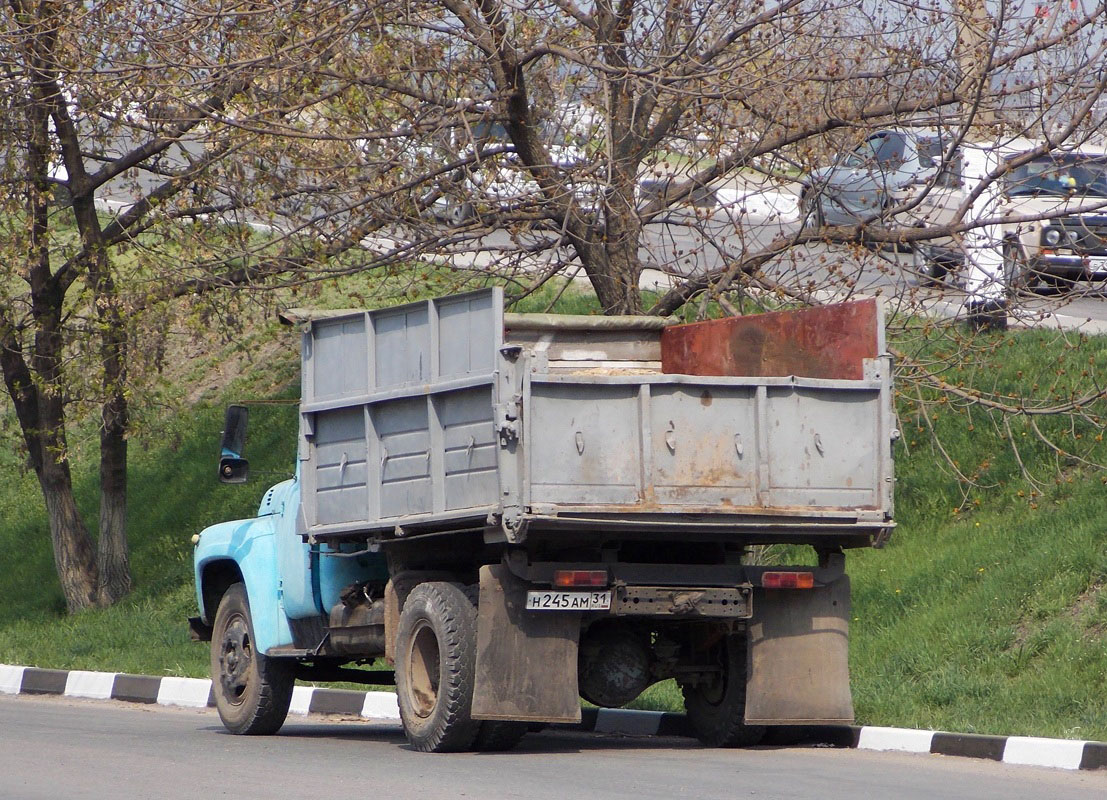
[2,335,102,612]
[40,459,101,613]
[97,390,131,604]
[582,167,645,315]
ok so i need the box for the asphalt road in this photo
[2,695,1103,800]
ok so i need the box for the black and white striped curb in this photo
[4,663,1104,770]
[0,664,400,722]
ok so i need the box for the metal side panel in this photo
[438,386,498,512]
[310,407,368,526]
[472,564,582,723]
[304,314,369,404]
[647,384,759,506]
[373,396,432,519]
[525,377,885,513]
[526,382,643,505]
[437,291,500,380]
[744,577,853,725]
[300,288,503,532]
[372,304,430,389]
[763,386,882,508]
[660,298,883,380]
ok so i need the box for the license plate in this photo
[525,590,611,611]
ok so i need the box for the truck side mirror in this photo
[218,404,249,484]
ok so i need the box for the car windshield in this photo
[1005,154,1107,197]
[844,133,908,168]
[473,121,511,142]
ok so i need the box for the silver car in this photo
[800,128,962,232]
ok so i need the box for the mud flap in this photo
[471,563,582,723]
[743,576,853,725]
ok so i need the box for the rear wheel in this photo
[682,632,765,748]
[395,581,482,752]
[210,583,294,735]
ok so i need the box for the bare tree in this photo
[0,1,389,611]
[3,1,1106,610]
[293,0,1107,491]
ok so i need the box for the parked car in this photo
[427,120,594,225]
[804,130,1107,292]
[993,147,1107,290]
[799,128,962,232]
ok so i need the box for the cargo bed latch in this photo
[495,395,522,444]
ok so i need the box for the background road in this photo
[2,695,1103,800]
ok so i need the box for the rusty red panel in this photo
[660,300,880,380]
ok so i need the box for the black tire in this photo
[912,244,947,285]
[210,583,294,735]
[395,581,482,752]
[682,633,766,748]
[461,584,529,752]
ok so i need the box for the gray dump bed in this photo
[295,288,895,548]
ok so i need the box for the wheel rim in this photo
[801,193,819,229]
[218,612,252,706]
[406,619,441,719]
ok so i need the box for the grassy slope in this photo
[2,291,1107,739]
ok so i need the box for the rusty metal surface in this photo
[471,564,582,723]
[612,585,752,618]
[660,300,881,380]
[744,577,854,725]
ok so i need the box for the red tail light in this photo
[553,570,608,588]
[762,571,815,589]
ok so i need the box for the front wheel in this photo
[395,582,482,752]
[682,632,765,748]
[912,244,947,285]
[210,583,294,735]
[799,189,824,231]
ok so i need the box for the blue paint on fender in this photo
[193,480,298,654]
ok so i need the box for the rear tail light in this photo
[553,570,608,588]
[762,571,815,589]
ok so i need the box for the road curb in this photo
[2,663,1103,770]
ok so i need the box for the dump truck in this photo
[190,287,896,752]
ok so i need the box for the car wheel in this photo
[799,189,824,230]
[682,632,766,748]
[210,583,295,735]
[395,581,482,752]
[912,244,947,285]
